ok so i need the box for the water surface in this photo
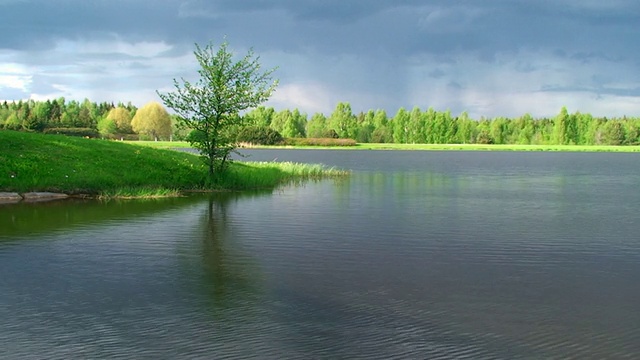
[1,150,639,359]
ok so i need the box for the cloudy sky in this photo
[1,0,639,118]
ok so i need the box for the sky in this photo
[1,0,639,119]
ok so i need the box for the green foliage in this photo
[169,114,190,141]
[328,102,357,139]
[131,101,172,141]
[270,109,290,135]
[284,109,307,138]
[211,161,348,190]
[554,106,569,145]
[392,107,410,143]
[371,126,393,143]
[106,107,133,133]
[306,113,329,138]
[624,119,640,145]
[1,130,344,195]
[475,130,494,144]
[244,106,276,127]
[236,126,283,145]
[354,111,375,143]
[456,112,475,144]
[97,117,118,138]
[43,127,99,137]
[490,117,507,144]
[24,102,48,131]
[4,113,22,130]
[604,120,626,145]
[157,40,278,178]
[3,95,640,148]
[283,138,357,147]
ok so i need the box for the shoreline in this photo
[1,132,347,203]
[132,141,640,153]
[0,192,73,204]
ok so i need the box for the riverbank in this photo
[131,140,640,152]
[0,131,347,199]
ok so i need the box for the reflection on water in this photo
[189,194,264,317]
[1,151,640,358]
[0,196,202,239]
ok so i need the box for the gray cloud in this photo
[1,0,639,117]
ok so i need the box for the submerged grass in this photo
[98,187,183,199]
[214,161,348,190]
[0,131,347,198]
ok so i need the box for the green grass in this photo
[130,140,191,149]
[129,140,640,152]
[353,143,640,152]
[0,131,347,197]
[213,161,347,190]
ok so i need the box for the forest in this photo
[1,98,639,146]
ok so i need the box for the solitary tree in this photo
[131,101,172,141]
[157,40,278,178]
[106,107,133,133]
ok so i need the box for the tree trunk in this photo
[208,157,215,177]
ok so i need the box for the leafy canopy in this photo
[157,40,278,178]
[131,101,172,141]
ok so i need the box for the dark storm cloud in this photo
[4,0,638,61]
[1,0,639,117]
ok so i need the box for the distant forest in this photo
[1,98,638,145]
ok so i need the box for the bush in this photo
[101,133,140,141]
[236,126,283,145]
[187,129,207,143]
[3,114,22,131]
[43,127,100,138]
[283,138,357,147]
[371,127,393,143]
[475,131,494,144]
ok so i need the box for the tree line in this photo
[0,98,178,140]
[242,102,640,146]
[1,98,639,145]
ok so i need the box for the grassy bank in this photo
[131,140,640,152]
[0,131,346,197]
[354,143,640,152]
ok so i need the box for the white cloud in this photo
[0,74,31,91]
[268,82,334,114]
[405,47,640,118]
[1,1,638,118]
[28,84,73,101]
[0,38,196,106]
[0,63,31,91]
[54,38,173,58]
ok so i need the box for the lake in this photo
[1,150,639,359]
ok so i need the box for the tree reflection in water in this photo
[196,191,270,318]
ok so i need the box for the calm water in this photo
[1,150,640,359]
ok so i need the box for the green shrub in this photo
[283,138,357,147]
[236,126,283,145]
[475,131,494,144]
[4,114,22,131]
[187,129,206,143]
[112,133,140,141]
[371,127,393,143]
[44,127,100,138]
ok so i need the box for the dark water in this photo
[2,150,640,359]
